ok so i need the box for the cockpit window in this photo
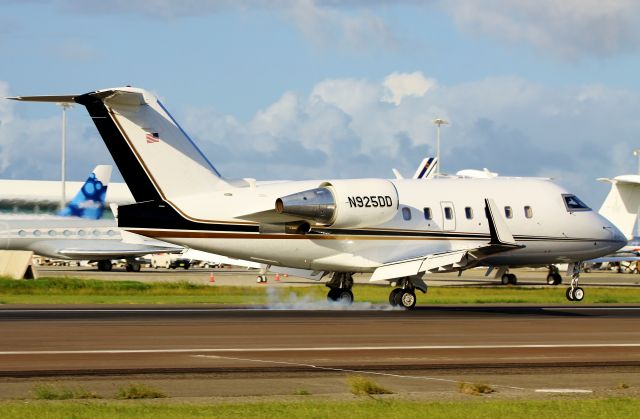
[562,194,591,212]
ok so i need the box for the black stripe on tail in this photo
[74,93,161,203]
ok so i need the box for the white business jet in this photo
[9,87,627,308]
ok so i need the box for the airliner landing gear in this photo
[546,265,562,285]
[566,263,584,302]
[501,273,517,285]
[125,260,141,272]
[389,276,427,310]
[97,260,112,271]
[326,272,354,304]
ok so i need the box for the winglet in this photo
[484,198,517,246]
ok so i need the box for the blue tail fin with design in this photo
[58,165,112,219]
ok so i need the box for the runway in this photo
[1,306,639,377]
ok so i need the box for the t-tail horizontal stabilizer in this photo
[370,198,523,282]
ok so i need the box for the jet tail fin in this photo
[57,165,111,219]
[598,175,640,240]
[10,87,231,204]
[413,157,437,179]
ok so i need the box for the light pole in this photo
[634,149,640,238]
[57,103,73,211]
[433,118,448,176]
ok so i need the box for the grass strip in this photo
[0,398,639,419]
[1,277,639,305]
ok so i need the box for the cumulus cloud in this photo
[382,72,435,106]
[4,73,640,205]
[445,0,640,59]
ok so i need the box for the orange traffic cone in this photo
[209,273,215,283]
[275,273,281,281]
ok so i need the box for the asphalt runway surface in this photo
[0,305,639,399]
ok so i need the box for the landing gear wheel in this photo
[565,287,574,301]
[389,288,402,306]
[97,260,112,271]
[572,287,585,301]
[546,274,555,285]
[501,274,510,285]
[394,290,417,310]
[125,261,141,272]
[256,275,267,283]
[508,274,517,285]
[336,288,354,304]
[327,288,353,304]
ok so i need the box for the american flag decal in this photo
[146,132,160,143]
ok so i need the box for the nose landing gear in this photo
[565,263,584,301]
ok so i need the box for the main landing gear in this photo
[501,272,518,285]
[389,276,427,310]
[546,265,562,285]
[565,263,584,302]
[97,260,112,271]
[326,272,354,304]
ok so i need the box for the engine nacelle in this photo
[275,179,399,228]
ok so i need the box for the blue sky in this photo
[2,0,640,206]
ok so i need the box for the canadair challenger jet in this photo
[8,87,627,309]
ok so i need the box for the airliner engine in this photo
[275,179,399,228]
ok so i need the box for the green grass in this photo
[0,398,640,418]
[458,382,495,396]
[32,384,101,400]
[115,383,166,399]
[348,375,394,396]
[1,276,640,305]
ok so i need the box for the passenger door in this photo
[440,201,456,231]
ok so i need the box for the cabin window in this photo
[423,207,432,220]
[78,230,86,237]
[465,207,473,219]
[524,206,533,219]
[504,206,513,219]
[444,207,453,220]
[33,230,41,237]
[48,230,56,237]
[92,229,101,236]
[63,230,72,237]
[18,230,26,237]
[107,230,117,236]
[562,194,591,212]
[402,207,412,221]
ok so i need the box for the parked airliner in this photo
[9,87,627,308]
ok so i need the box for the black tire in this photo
[327,288,340,302]
[553,274,562,286]
[125,264,133,272]
[508,274,518,285]
[184,263,190,270]
[395,290,416,310]
[546,274,555,285]
[389,288,402,306]
[573,287,585,301]
[565,287,574,301]
[501,274,510,285]
[336,289,354,305]
[97,260,112,271]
